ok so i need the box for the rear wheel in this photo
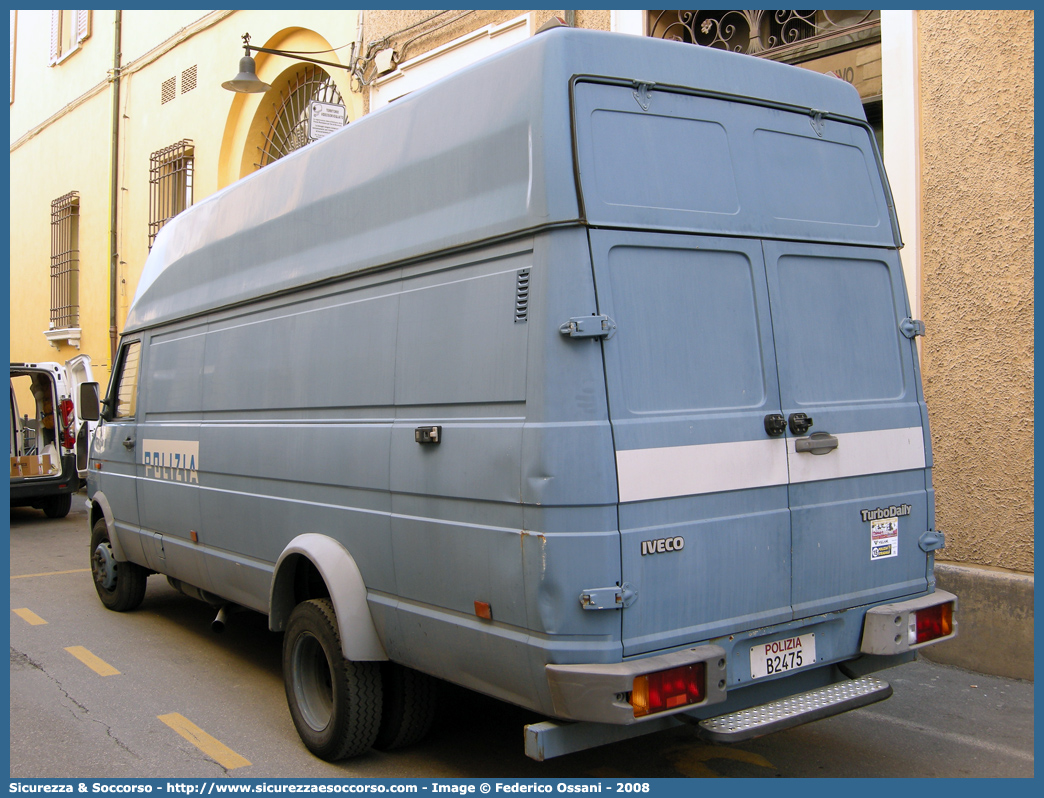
[283,598,382,760]
[90,518,148,611]
[42,493,72,519]
[374,663,439,751]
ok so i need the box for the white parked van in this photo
[11,357,94,518]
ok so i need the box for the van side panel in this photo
[375,230,622,712]
[194,267,402,610]
[387,246,530,635]
[166,233,620,712]
[135,325,208,589]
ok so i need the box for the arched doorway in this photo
[257,64,346,167]
[218,26,361,188]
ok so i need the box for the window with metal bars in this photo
[148,139,194,248]
[647,10,880,59]
[49,191,80,331]
[258,66,345,168]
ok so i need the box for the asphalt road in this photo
[9,496,1035,779]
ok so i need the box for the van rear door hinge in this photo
[809,108,826,137]
[900,318,926,338]
[560,315,616,340]
[579,583,637,610]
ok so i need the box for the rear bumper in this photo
[546,644,728,724]
[860,589,958,654]
[544,590,957,728]
[10,453,80,504]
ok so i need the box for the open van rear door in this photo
[65,354,95,478]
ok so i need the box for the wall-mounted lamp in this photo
[222,33,352,93]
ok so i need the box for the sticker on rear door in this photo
[870,517,899,560]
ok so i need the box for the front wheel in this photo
[283,599,383,760]
[90,518,148,611]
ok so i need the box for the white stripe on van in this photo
[616,427,925,503]
[616,438,789,503]
[787,426,926,484]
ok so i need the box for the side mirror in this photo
[79,382,101,421]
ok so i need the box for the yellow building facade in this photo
[10,10,363,376]
[9,9,1033,679]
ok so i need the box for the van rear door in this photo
[573,79,930,657]
[65,354,95,477]
[589,230,793,657]
[764,240,929,618]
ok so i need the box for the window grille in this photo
[649,10,879,61]
[148,139,194,248]
[258,66,345,167]
[50,191,80,331]
[181,65,197,94]
[161,76,176,104]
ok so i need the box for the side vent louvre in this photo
[515,269,530,323]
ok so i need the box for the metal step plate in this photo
[696,675,892,743]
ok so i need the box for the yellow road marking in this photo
[158,712,252,770]
[666,742,776,778]
[11,568,91,580]
[65,646,121,677]
[12,608,47,625]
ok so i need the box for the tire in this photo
[43,493,72,519]
[374,662,439,751]
[283,599,383,761]
[90,518,148,612]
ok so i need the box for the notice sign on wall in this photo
[309,101,346,141]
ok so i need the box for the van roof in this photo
[127,27,870,332]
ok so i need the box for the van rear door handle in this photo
[795,432,838,455]
[122,436,135,450]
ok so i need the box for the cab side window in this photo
[111,341,141,419]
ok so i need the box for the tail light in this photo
[911,601,954,645]
[60,398,76,449]
[631,662,706,718]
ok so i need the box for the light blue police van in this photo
[82,27,957,761]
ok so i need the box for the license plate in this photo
[749,632,816,679]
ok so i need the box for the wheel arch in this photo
[270,533,388,662]
[87,492,128,561]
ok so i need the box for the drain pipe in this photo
[108,11,122,367]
